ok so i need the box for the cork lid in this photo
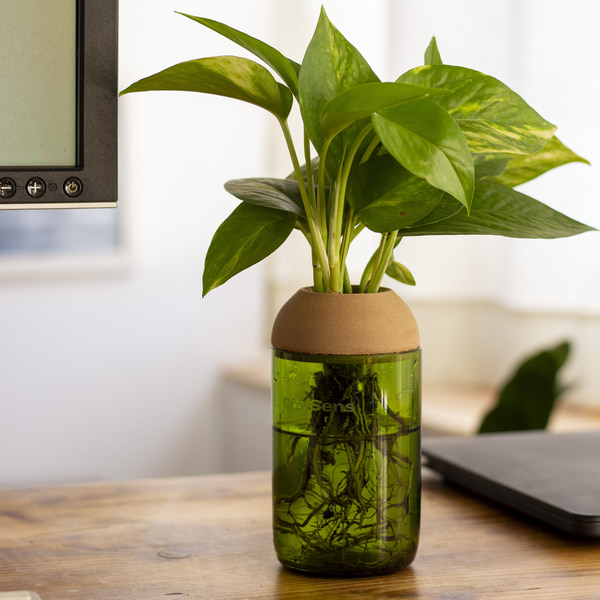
[271,287,420,355]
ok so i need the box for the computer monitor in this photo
[0,0,118,208]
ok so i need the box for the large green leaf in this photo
[320,81,450,140]
[474,153,513,181]
[372,99,474,209]
[177,12,300,96]
[401,192,464,228]
[478,341,570,433]
[224,178,307,217]
[348,153,446,232]
[298,7,379,153]
[400,179,595,238]
[491,136,590,188]
[203,203,296,296]
[120,56,293,120]
[398,65,556,155]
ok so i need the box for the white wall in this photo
[0,0,397,487]
[2,0,598,486]
[0,0,281,487]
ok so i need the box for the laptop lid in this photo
[422,430,600,538]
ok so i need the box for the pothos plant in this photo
[121,7,592,296]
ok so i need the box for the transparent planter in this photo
[271,287,421,576]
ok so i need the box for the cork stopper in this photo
[271,287,420,355]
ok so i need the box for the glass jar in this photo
[270,288,421,576]
[272,349,421,576]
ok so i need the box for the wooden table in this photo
[1,470,599,599]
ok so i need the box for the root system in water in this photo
[272,353,420,575]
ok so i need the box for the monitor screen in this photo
[0,0,117,208]
[1,0,78,168]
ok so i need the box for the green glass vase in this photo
[271,287,421,576]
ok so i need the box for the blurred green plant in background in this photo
[479,341,570,434]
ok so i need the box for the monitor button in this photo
[0,178,16,199]
[26,177,46,198]
[63,177,83,198]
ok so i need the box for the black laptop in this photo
[422,429,600,538]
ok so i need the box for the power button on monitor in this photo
[64,177,83,198]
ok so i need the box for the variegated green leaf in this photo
[298,7,379,153]
[202,203,296,296]
[120,56,293,120]
[348,154,446,232]
[177,12,300,96]
[373,99,474,209]
[398,65,556,155]
[491,136,590,188]
[320,81,450,140]
[474,153,513,180]
[400,179,595,238]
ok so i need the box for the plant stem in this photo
[303,130,315,202]
[343,267,352,293]
[328,158,346,293]
[317,137,332,236]
[339,210,357,280]
[359,250,378,293]
[279,118,330,290]
[311,246,325,292]
[360,135,380,164]
[301,131,326,291]
[327,125,373,293]
[368,231,398,292]
[306,132,327,251]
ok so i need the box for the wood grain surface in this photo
[1,470,599,599]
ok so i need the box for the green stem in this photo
[295,221,324,291]
[343,267,352,293]
[328,158,346,293]
[311,245,325,292]
[359,250,377,293]
[301,132,326,292]
[303,130,315,204]
[360,135,380,164]
[316,138,334,293]
[279,118,330,290]
[368,231,398,293]
[303,130,325,247]
[317,137,332,235]
[361,234,387,293]
[327,125,373,293]
[339,210,357,279]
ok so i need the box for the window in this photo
[265,0,600,406]
[0,210,119,255]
